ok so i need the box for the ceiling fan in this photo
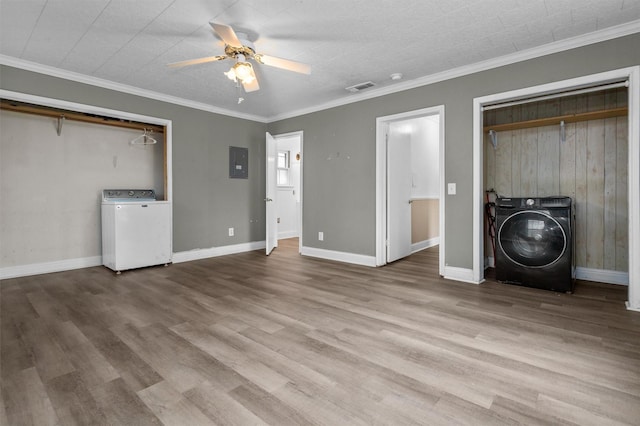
[168,22,311,93]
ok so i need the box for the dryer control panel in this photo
[497,196,571,209]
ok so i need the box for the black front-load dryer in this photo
[495,196,574,292]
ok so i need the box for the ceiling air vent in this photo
[345,81,376,93]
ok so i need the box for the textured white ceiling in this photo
[1,0,640,120]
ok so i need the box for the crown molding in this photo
[2,20,638,124]
[267,20,640,122]
[0,55,267,123]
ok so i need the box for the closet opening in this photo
[0,89,172,279]
[472,67,640,312]
[483,85,628,286]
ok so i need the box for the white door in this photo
[266,132,278,255]
[387,125,412,262]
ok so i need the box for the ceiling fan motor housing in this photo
[225,44,255,60]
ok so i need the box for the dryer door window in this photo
[498,210,567,268]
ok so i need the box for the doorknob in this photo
[409,200,413,204]
[264,198,273,202]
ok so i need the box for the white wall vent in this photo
[345,81,376,93]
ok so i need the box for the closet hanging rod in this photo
[482,80,628,111]
[484,106,628,133]
[0,99,165,133]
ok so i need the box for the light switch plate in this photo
[448,183,457,195]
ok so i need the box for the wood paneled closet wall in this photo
[484,88,628,274]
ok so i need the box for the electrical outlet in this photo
[318,231,324,241]
[228,227,234,237]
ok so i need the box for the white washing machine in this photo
[101,189,172,273]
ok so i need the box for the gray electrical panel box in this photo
[229,146,248,179]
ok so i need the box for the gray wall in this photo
[0,66,267,253]
[2,32,639,269]
[268,33,640,269]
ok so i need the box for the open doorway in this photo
[376,106,445,274]
[267,131,303,254]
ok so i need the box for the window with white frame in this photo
[277,150,291,186]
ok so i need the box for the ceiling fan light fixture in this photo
[225,60,255,84]
[233,61,254,83]
[241,74,255,84]
[224,68,237,81]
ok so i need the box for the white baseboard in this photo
[626,301,640,312]
[411,237,439,253]
[301,246,377,267]
[173,241,266,263]
[0,256,102,280]
[278,230,299,240]
[443,266,481,284]
[9,246,624,291]
[575,267,628,286]
[1,241,269,279]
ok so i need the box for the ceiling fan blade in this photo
[210,22,242,48]
[254,54,311,75]
[241,65,260,92]
[242,77,260,93]
[168,55,227,68]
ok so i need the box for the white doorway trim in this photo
[376,105,445,275]
[273,130,304,253]
[472,66,640,312]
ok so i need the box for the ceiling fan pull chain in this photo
[235,80,244,104]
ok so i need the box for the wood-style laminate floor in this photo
[2,239,640,425]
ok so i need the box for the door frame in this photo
[376,105,445,274]
[272,130,304,253]
[472,66,640,312]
